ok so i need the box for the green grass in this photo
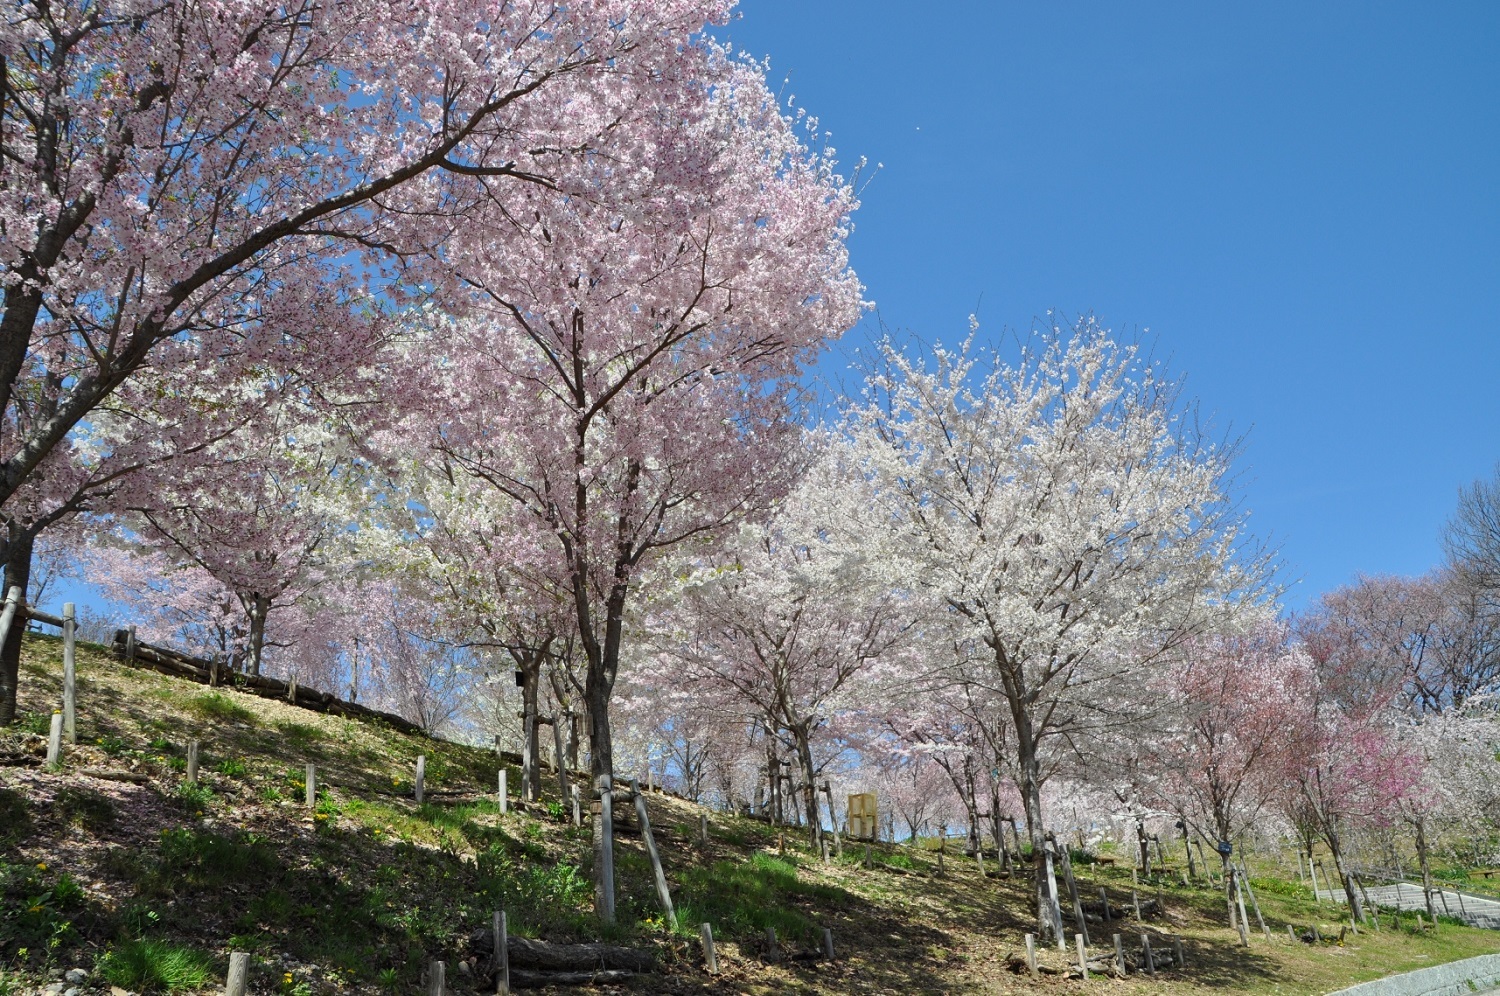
[99,939,214,993]
[187,692,255,725]
[675,852,849,944]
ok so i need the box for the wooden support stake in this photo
[498,770,508,814]
[125,623,137,660]
[46,711,62,765]
[1132,889,1141,921]
[1113,933,1125,976]
[1173,935,1185,968]
[823,927,835,961]
[1233,869,1251,946]
[1238,860,1270,940]
[699,813,709,845]
[225,951,250,996]
[701,923,719,974]
[1024,933,1037,977]
[427,960,444,996]
[632,781,675,924]
[415,755,425,804]
[1075,934,1089,979]
[1141,934,1156,977]
[62,603,76,744]
[598,775,616,924]
[1100,887,1112,924]
[187,740,200,784]
[1288,924,1297,943]
[494,911,509,996]
[305,763,316,807]
[1061,845,1089,946]
[550,715,568,804]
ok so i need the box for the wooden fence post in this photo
[494,910,509,996]
[699,813,709,845]
[187,740,200,784]
[700,923,718,974]
[823,927,835,961]
[632,781,675,924]
[1173,935,1186,968]
[225,951,250,996]
[305,763,316,807]
[286,674,296,703]
[1288,924,1297,942]
[1113,933,1125,976]
[1100,887,1112,924]
[498,770,508,814]
[1075,934,1089,979]
[427,960,444,996]
[1141,934,1156,977]
[46,711,62,765]
[62,603,76,744]
[125,623,137,660]
[1024,933,1037,977]
[415,755,425,804]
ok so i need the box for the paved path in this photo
[1316,883,1500,930]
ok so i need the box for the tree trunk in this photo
[0,528,34,725]
[791,725,824,857]
[244,592,271,676]
[1325,828,1365,920]
[1015,719,1060,943]
[1415,817,1437,920]
[516,652,543,802]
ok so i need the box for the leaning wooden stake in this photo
[1141,934,1156,977]
[494,910,509,996]
[701,923,719,974]
[632,781,676,924]
[1173,935,1186,968]
[1238,861,1270,940]
[62,603,77,744]
[225,951,250,996]
[1233,868,1251,946]
[427,960,444,996]
[1099,887,1112,924]
[46,711,62,765]
[1060,844,1089,946]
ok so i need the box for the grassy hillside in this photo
[2,632,1497,994]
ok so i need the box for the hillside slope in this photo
[2,632,1496,995]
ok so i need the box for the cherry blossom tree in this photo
[656,442,913,853]
[394,34,863,913]
[0,0,742,517]
[1142,625,1314,923]
[847,318,1271,942]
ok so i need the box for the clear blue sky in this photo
[720,1,1500,609]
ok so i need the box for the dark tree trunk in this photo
[0,527,35,725]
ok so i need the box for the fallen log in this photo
[76,768,151,784]
[467,932,655,974]
[508,968,636,988]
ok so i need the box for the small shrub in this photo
[99,939,213,993]
[148,736,174,752]
[174,782,214,809]
[17,712,48,736]
[215,758,248,778]
[275,721,322,746]
[95,735,128,757]
[188,693,254,725]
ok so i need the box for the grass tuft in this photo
[99,939,214,993]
